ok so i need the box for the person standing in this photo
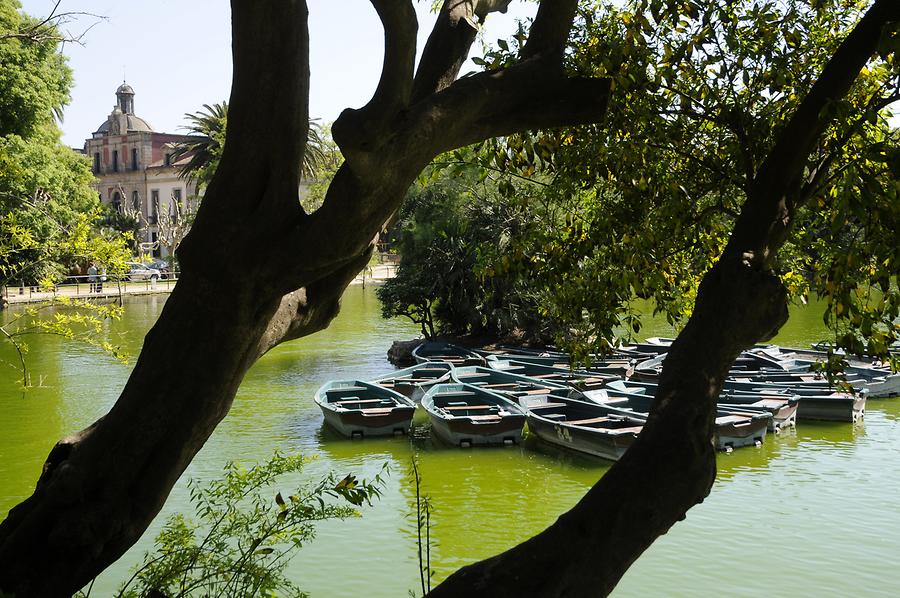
[87,262,98,293]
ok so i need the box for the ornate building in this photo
[84,83,200,257]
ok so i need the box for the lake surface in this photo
[1,288,899,596]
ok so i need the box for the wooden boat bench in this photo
[541,412,567,421]
[481,383,519,389]
[443,404,495,411]
[359,407,398,414]
[614,426,644,434]
[467,414,503,421]
[333,398,385,405]
[566,416,610,425]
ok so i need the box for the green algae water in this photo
[2,287,899,596]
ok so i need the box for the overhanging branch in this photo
[411,0,513,103]
[360,0,418,120]
[520,0,578,60]
[729,0,900,265]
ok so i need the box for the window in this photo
[93,153,100,174]
[111,191,121,212]
[171,189,183,219]
[112,150,119,172]
[131,148,139,171]
[150,189,159,223]
[164,153,172,167]
[131,191,140,211]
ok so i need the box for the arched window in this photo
[131,190,140,211]
[111,191,121,212]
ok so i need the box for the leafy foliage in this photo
[0,0,71,138]
[378,175,550,342]
[112,453,388,598]
[0,0,126,290]
[418,0,900,366]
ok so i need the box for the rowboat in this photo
[371,361,454,402]
[595,379,798,432]
[450,366,567,400]
[518,394,643,461]
[584,384,770,450]
[314,380,416,438]
[485,358,618,390]
[421,383,526,447]
[486,353,633,377]
[412,341,485,366]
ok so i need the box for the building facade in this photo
[85,83,200,257]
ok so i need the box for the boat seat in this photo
[755,399,788,408]
[443,404,495,411]
[467,414,502,421]
[521,389,552,395]
[482,383,518,389]
[715,415,750,425]
[434,391,477,397]
[614,426,643,434]
[566,416,609,425]
[542,413,567,421]
[327,386,367,393]
[333,397,383,405]
[531,402,568,410]
[359,407,398,414]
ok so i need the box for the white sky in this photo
[19,0,538,148]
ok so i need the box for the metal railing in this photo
[2,271,180,304]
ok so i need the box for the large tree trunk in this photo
[0,1,610,595]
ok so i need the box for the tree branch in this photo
[730,0,900,265]
[520,0,577,60]
[410,0,512,103]
[360,1,418,120]
[256,247,374,357]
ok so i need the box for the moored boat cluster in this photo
[313,339,899,460]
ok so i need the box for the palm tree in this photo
[171,102,329,187]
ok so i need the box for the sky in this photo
[19,0,538,148]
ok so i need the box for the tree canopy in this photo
[0,0,126,290]
[402,0,900,368]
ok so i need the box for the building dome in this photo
[94,114,154,135]
[94,82,154,135]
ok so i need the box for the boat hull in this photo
[320,405,416,438]
[429,413,526,447]
[526,414,634,461]
[796,395,866,422]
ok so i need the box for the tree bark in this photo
[0,1,610,595]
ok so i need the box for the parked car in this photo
[125,262,160,281]
[146,259,172,279]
